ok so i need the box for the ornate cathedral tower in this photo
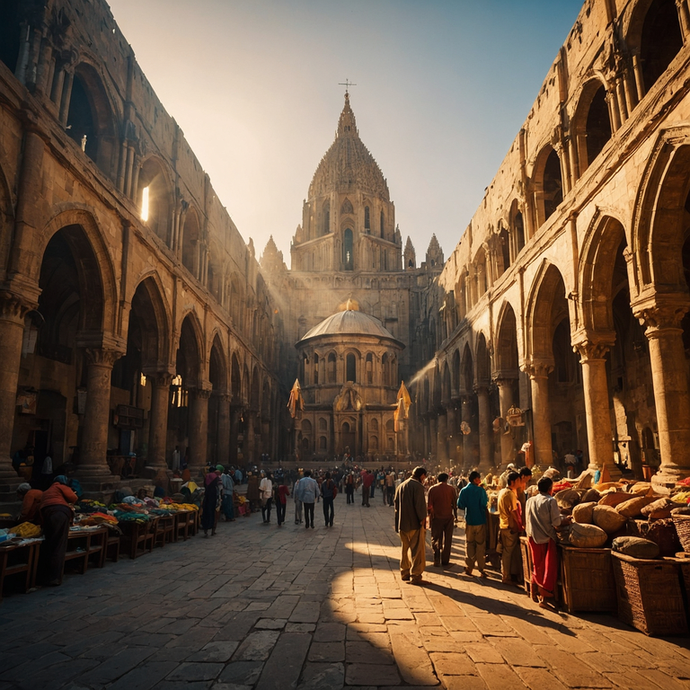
[290,92,401,273]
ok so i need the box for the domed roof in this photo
[308,93,390,201]
[299,305,401,345]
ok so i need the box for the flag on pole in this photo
[394,381,411,432]
[287,378,304,420]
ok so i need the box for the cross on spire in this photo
[339,79,357,95]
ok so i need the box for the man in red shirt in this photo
[427,473,457,567]
[361,470,374,507]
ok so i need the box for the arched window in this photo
[370,436,379,450]
[323,202,330,235]
[343,228,354,270]
[328,352,337,383]
[514,210,525,254]
[382,353,390,387]
[370,418,379,432]
[585,86,612,165]
[182,209,200,277]
[640,0,683,93]
[499,226,510,273]
[346,353,356,382]
[534,146,563,226]
[366,353,373,384]
[302,353,309,386]
[319,436,327,451]
[66,65,116,178]
[138,157,172,244]
[319,418,328,432]
[364,206,370,230]
[380,210,385,238]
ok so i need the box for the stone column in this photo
[637,303,690,488]
[495,378,515,468]
[217,394,231,465]
[428,416,438,460]
[475,385,492,472]
[230,406,241,462]
[147,372,173,470]
[526,362,554,468]
[436,411,448,463]
[188,388,210,473]
[676,0,690,41]
[0,294,34,490]
[79,348,122,479]
[461,395,473,470]
[631,52,645,103]
[574,338,616,473]
[246,412,256,465]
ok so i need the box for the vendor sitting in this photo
[17,482,43,523]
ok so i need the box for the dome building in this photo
[295,299,405,459]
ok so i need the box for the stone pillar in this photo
[631,52,645,103]
[246,412,256,465]
[637,303,690,488]
[526,362,554,468]
[436,411,448,463]
[475,385,492,472]
[495,378,515,468]
[217,394,231,465]
[428,416,438,460]
[230,406,241,462]
[676,0,690,41]
[574,338,616,474]
[461,395,473,470]
[147,372,173,470]
[79,348,122,479]
[188,388,210,473]
[0,294,33,490]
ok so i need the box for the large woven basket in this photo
[560,545,616,613]
[672,514,690,552]
[612,552,687,636]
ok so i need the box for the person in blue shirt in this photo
[295,470,320,528]
[457,470,488,577]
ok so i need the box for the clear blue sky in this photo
[107,0,584,265]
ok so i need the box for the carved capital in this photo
[0,291,36,323]
[191,388,212,401]
[522,359,553,379]
[150,372,174,388]
[85,348,122,368]
[572,331,616,363]
[635,302,690,338]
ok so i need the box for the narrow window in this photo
[343,228,354,270]
[141,186,150,221]
[346,353,356,382]
[364,206,370,230]
[380,210,385,238]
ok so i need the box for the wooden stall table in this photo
[63,526,109,577]
[154,514,175,547]
[119,518,158,559]
[174,511,198,541]
[0,539,41,602]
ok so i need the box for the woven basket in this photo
[612,552,688,636]
[672,514,690,552]
[560,545,616,613]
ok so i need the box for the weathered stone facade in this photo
[260,94,442,461]
[0,0,283,496]
[413,0,690,491]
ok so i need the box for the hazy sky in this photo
[107,0,583,266]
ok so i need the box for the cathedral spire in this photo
[337,91,358,137]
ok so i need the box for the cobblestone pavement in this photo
[1,496,690,690]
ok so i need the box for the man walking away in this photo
[321,472,337,527]
[361,470,374,507]
[498,471,523,584]
[276,477,289,527]
[394,466,428,585]
[526,476,568,608]
[385,471,395,506]
[221,467,235,522]
[457,470,488,577]
[259,471,273,524]
[293,473,303,524]
[296,470,320,528]
[427,473,457,567]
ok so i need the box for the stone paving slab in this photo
[1,496,690,689]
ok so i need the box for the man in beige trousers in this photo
[394,466,428,585]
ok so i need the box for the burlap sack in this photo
[612,536,660,559]
[556,489,580,510]
[569,522,608,548]
[582,488,601,503]
[593,504,627,534]
[572,501,596,525]
[598,492,631,508]
[616,495,658,518]
[641,497,674,520]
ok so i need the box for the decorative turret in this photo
[425,234,444,269]
[404,237,416,270]
[260,236,288,277]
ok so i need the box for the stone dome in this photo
[300,307,401,345]
[308,93,390,201]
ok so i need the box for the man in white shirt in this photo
[259,471,273,524]
[295,470,320,529]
